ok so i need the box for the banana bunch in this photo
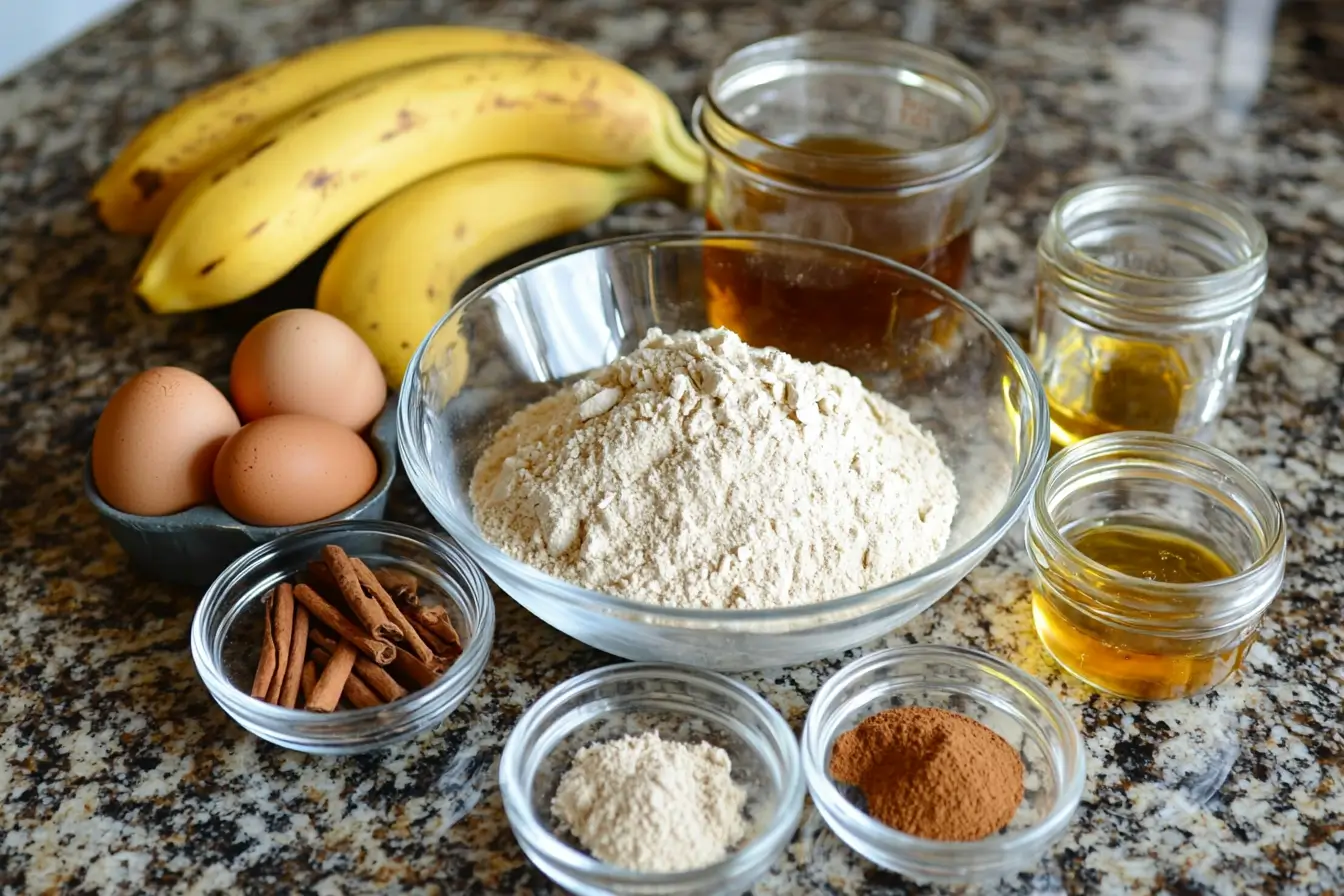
[97,26,703,386]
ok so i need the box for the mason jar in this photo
[692,32,1006,359]
[1025,432,1286,701]
[1032,177,1268,447]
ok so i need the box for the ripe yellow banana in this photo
[91,27,589,234]
[133,53,705,315]
[316,159,684,388]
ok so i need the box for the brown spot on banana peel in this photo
[246,220,267,238]
[131,169,163,200]
[379,107,423,142]
[241,137,278,162]
[199,257,224,276]
[454,223,466,241]
[302,168,340,194]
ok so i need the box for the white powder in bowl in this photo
[469,327,957,609]
[551,731,748,873]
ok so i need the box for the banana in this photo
[316,159,684,388]
[133,53,705,315]
[91,27,587,234]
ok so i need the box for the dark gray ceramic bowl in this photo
[85,397,398,590]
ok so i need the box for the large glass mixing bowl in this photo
[399,233,1048,670]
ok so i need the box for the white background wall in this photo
[0,0,136,80]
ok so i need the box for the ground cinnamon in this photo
[829,706,1025,841]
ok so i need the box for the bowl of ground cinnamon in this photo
[801,645,1085,886]
[190,519,494,754]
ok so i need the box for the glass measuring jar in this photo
[692,32,1006,359]
[1032,177,1268,447]
[1025,432,1285,701]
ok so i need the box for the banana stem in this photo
[612,165,693,208]
[651,100,708,186]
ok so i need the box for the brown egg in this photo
[91,367,241,516]
[213,414,378,526]
[230,308,387,431]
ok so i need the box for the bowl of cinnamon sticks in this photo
[190,519,495,754]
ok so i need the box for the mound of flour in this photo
[469,328,957,609]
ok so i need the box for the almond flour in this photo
[469,327,957,609]
[551,731,748,872]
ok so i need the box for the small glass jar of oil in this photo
[691,33,1005,366]
[1033,177,1267,448]
[1025,432,1285,701]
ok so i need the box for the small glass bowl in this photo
[190,519,495,755]
[802,645,1085,886]
[499,663,805,895]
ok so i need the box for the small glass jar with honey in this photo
[1033,177,1268,448]
[692,33,1006,361]
[1025,432,1286,701]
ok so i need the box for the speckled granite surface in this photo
[2,0,1342,893]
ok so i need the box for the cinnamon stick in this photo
[291,583,395,665]
[374,567,418,602]
[351,558,435,664]
[306,560,337,593]
[278,604,309,709]
[249,590,279,699]
[402,603,462,659]
[264,583,295,704]
[300,660,319,706]
[308,640,357,712]
[390,646,443,690]
[321,545,401,641]
[310,646,382,709]
[309,628,408,703]
[408,617,453,658]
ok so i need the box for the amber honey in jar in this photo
[692,33,1005,362]
[1025,433,1286,701]
[1033,177,1268,448]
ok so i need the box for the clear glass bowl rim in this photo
[398,230,1050,627]
[1027,431,1287,601]
[695,31,1008,194]
[800,644,1087,863]
[497,661,806,886]
[1042,175,1269,296]
[190,518,495,732]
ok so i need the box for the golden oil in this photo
[1031,178,1268,448]
[1039,330,1191,449]
[1031,523,1252,701]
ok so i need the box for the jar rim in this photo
[1028,432,1286,610]
[1040,176,1269,315]
[698,31,1007,192]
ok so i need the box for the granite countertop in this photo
[2,0,1342,893]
